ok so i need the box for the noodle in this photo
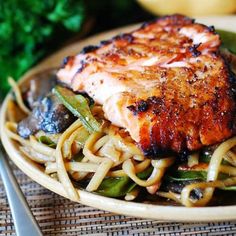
[98,139,121,163]
[219,165,236,176]
[86,159,113,191]
[55,119,82,201]
[157,191,181,204]
[29,136,56,157]
[181,177,236,207]
[208,137,236,181]
[45,162,99,174]
[108,125,143,156]
[224,150,236,166]
[7,99,26,123]
[93,135,109,151]
[108,159,151,177]
[181,136,236,207]
[20,146,55,163]
[5,122,30,146]
[83,132,107,163]
[5,89,236,206]
[122,158,174,187]
[125,187,139,201]
[8,77,30,114]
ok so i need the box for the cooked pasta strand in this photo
[181,177,236,207]
[29,136,56,157]
[108,159,151,177]
[83,132,107,163]
[6,93,236,207]
[8,77,30,114]
[125,187,139,201]
[20,146,54,163]
[55,119,82,201]
[86,159,113,192]
[157,191,181,204]
[45,162,99,174]
[224,151,236,166]
[208,136,236,181]
[122,158,173,187]
[180,136,236,207]
[5,122,30,146]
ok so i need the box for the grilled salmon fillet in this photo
[57,14,236,158]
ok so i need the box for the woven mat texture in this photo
[0,161,236,236]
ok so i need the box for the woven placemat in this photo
[0,161,236,236]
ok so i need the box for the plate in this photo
[1,16,236,222]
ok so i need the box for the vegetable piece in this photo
[137,166,153,179]
[217,30,236,54]
[17,93,76,138]
[221,186,236,191]
[38,136,56,148]
[166,170,229,182]
[53,86,101,133]
[199,152,212,163]
[97,176,134,198]
[167,170,207,181]
[96,167,153,197]
[72,152,84,162]
[200,151,232,166]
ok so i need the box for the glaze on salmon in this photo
[57,15,236,158]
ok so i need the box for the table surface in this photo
[0,162,235,236]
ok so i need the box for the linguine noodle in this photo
[5,81,236,206]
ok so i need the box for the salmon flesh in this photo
[57,15,236,158]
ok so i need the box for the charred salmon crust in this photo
[57,14,236,158]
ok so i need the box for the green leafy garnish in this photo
[137,166,153,179]
[72,152,84,162]
[167,170,207,181]
[53,86,101,133]
[217,30,236,54]
[38,136,56,148]
[221,186,236,191]
[200,152,231,165]
[166,170,229,182]
[199,152,212,163]
[0,0,86,98]
[96,167,153,198]
[97,176,135,198]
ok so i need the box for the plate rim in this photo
[1,16,236,222]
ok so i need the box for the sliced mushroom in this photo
[17,93,75,138]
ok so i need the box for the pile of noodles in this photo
[5,78,236,206]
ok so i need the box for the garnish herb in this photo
[97,167,153,197]
[38,136,56,148]
[53,86,101,133]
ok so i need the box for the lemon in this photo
[137,0,236,16]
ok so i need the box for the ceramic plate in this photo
[1,16,236,222]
